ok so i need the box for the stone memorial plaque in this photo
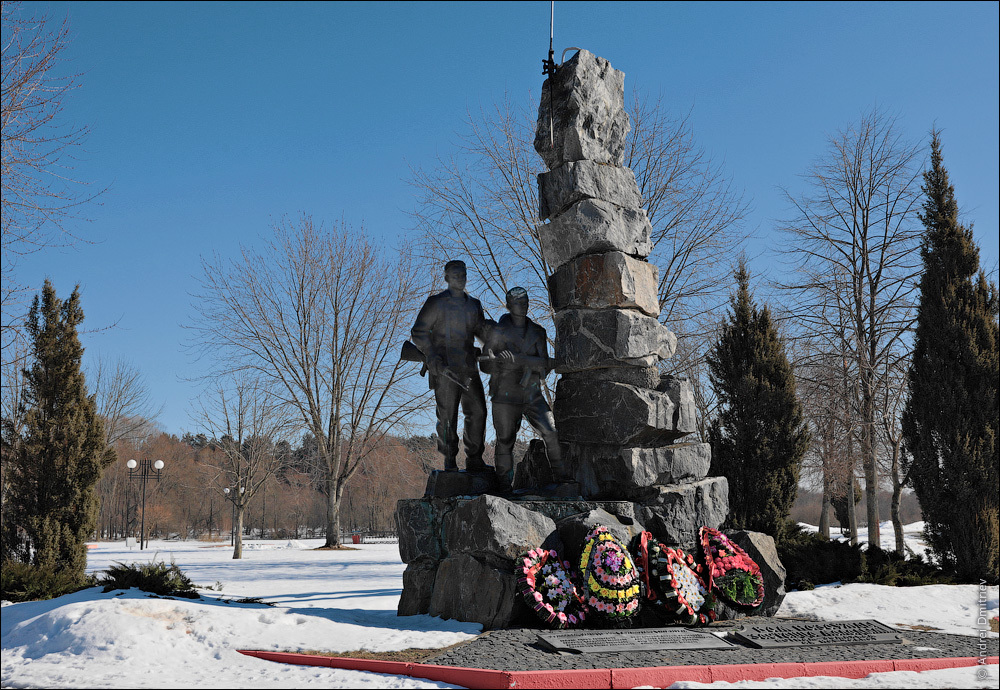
[537,627,737,654]
[731,619,904,649]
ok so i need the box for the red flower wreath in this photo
[698,527,765,609]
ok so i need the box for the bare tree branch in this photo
[187,215,429,547]
[1,1,105,366]
[192,372,294,558]
[88,354,163,447]
[779,108,923,548]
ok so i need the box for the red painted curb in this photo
[711,661,809,683]
[238,650,998,689]
[507,667,612,689]
[801,659,895,678]
[611,664,712,687]
[408,663,508,688]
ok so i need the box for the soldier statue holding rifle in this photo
[480,286,571,493]
[407,260,491,472]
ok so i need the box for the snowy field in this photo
[2,523,997,689]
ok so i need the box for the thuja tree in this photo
[707,262,810,539]
[0,281,113,582]
[902,132,999,583]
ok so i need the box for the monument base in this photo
[395,493,782,630]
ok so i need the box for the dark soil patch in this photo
[312,545,360,551]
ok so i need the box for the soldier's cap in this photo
[506,287,528,301]
[444,260,466,274]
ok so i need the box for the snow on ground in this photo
[779,582,998,638]
[799,520,930,558]
[3,539,474,688]
[1,525,997,689]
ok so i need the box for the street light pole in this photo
[223,485,244,546]
[127,458,164,550]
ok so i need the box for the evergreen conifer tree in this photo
[707,262,810,539]
[0,281,113,582]
[902,132,999,583]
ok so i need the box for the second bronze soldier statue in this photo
[481,286,569,492]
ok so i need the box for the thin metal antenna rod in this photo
[543,1,557,148]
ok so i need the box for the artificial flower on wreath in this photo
[579,526,641,626]
[633,531,716,626]
[698,526,765,609]
[516,548,587,628]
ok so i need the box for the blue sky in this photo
[10,1,999,436]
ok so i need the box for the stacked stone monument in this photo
[531,49,729,546]
[395,50,782,630]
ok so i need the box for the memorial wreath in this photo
[698,527,765,609]
[516,548,587,628]
[579,526,641,626]
[634,531,717,626]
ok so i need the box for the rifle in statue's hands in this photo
[400,340,471,392]
[478,348,550,388]
[400,340,428,376]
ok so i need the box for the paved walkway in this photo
[423,617,999,672]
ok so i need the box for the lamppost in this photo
[126,458,164,550]
[223,485,244,546]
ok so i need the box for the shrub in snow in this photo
[99,559,199,598]
[1,562,96,602]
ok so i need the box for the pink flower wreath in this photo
[516,548,587,629]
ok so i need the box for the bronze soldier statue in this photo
[410,260,490,472]
[481,287,570,492]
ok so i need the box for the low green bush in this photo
[1,562,95,603]
[857,547,955,587]
[98,559,199,599]
[778,525,955,590]
[778,526,864,589]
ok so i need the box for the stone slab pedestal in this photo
[424,469,496,498]
[395,492,752,629]
[396,495,637,627]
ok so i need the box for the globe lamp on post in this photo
[127,458,164,550]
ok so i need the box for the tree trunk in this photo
[819,481,831,540]
[847,476,859,547]
[862,388,880,550]
[324,476,341,548]
[232,505,245,559]
[890,442,905,554]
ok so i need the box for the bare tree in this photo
[795,331,863,543]
[874,339,914,554]
[1,1,102,366]
[194,373,292,558]
[189,215,428,548]
[88,355,162,447]
[780,108,923,549]
[408,91,749,422]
